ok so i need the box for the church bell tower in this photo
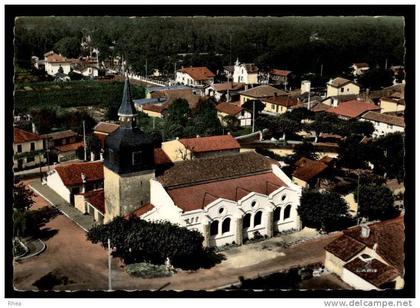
[103,74,155,223]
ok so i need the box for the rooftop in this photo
[14,128,42,144]
[211,82,245,92]
[41,130,78,140]
[328,77,356,88]
[93,122,120,134]
[55,141,84,153]
[157,151,276,188]
[361,111,405,128]
[293,157,329,183]
[325,100,380,119]
[84,189,105,214]
[179,134,241,153]
[270,69,292,76]
[216,102,243,116]
[177,66,215,81]
[263,95,298,107]
[55,161,104,187]
[240,85,287,98]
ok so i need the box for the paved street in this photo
[13,189,342,291]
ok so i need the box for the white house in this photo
[232,59,259,85]
[176,66,215,87]
[204,82,245,102]
[324,216,404,290]
[361,111,405,138]
[131,151,302,247]
[44,51,73,76]
[216,102,252,127]
[326,77,360,98]
[46,161,104,204]
[351,63,370,76]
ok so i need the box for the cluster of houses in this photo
[15,56,406,290]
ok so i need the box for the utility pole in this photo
[152,116,156,129]
[307,86,311,110]
[385,58,388,70]
[108,238,112,291]
[320,63,323,77]
[356,172,360,207]
[252,100,255,133]
[145,58,148,77]
[229,33,232,66]
[83,120,87,161]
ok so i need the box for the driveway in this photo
[13,191,342,291]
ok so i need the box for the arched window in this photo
[283,204,292,220]
[210,220,219,236]
[222,218,231,234]
[254,211,262,226]
[243,213,251,229]
[274,207,281,222]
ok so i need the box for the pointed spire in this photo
[118,73,137,128]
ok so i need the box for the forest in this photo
[15,16,405,79]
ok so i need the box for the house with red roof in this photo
[326,77,360,98]
[13,128,46,170]
[324,216,404,290]
[216,102,252,127]
[269,69,292,85]
[161,134,241,162]
[175,66,215,87]
[325,99,381,120]
[46,161,104,204]
[232,58,259,85]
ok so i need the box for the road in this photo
[13,192,342,291]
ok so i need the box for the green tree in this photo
[348,120,375,137]
[189,100,223,137]
[358,68,394,90]
[356,185,400,221]
[53,36,81,58]
[337,135,369,169]
[13,182,35,239]
[256,115,301,139]
[298,190,352,232]
[86,135,102,158]
[286,141,319,166]
[87,216,209,269]
[165,98,190,124]
[14,182,34,211]
[223,115,240,131]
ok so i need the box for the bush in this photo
[126,262,172,278]
[356,185,400,221]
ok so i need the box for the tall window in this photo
[274,207,281,222]
[30,142,35,151]
[283,204,291,220]
[222,218,231,234]
[210,220,219,236]
[132,151,143,166]
[340,87,344,93]
[243,213,251,229]
[17,144,22,153]
[254,211,262,226]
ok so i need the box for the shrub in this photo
[126,262,172,278]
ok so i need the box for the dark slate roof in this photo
[118,77,137,117]
[157,151,276,188]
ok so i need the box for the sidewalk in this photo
[28,179,96,231]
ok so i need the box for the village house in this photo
[232,59,259,85]
[269,69,292,85]
[176,66,215,87]
[161,134,241,162]
[135,87,203,118]
[326,77,360,98]
[72,64,99,78]
[205,82,246,102]
[13,128,46,170]
[292,156,333,188]
[46,161,104,204]
[41,130,83,163]
[239,85,287,105]
[379,96,405,114]
[43,51,75,76]
[216,102,252,127]
[360,111,405,138]
[324,216,404,290]
[132,151,303,247]
[321,94,359,107]
[261,94,298,115]
[350,63,370,76]
[325,99,381,120]
[74,189,105,224]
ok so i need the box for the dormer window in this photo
[132,150,143,166]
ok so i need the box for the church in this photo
[48,76,303,247]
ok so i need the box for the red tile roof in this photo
[154,148,172,165]
[84,189,105,214]
[216,102,243,116]
[46,53,67,63]
[178,67,215,81]
[328,77,356,88]
[240,85,287,98]
[143,104,166,113]
[126,203,155,218]
[326,100,380,119]
[55,141,84,153]
[41,130,78,140]
[14,128,42,144]
[353,63,369,68]
[293,157,329,183]
[94,122,120,134]
[211,82,245,92]
[344,257,400,289]
[167,172,286,212]
[55,161,104,187]
[270,69,291,77]
[179,135,240,153]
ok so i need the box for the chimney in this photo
[373,243,378,252]
[274,92,278,97]
[360,224,370,238]
[81,172,87,193]
[31,122,37,134]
